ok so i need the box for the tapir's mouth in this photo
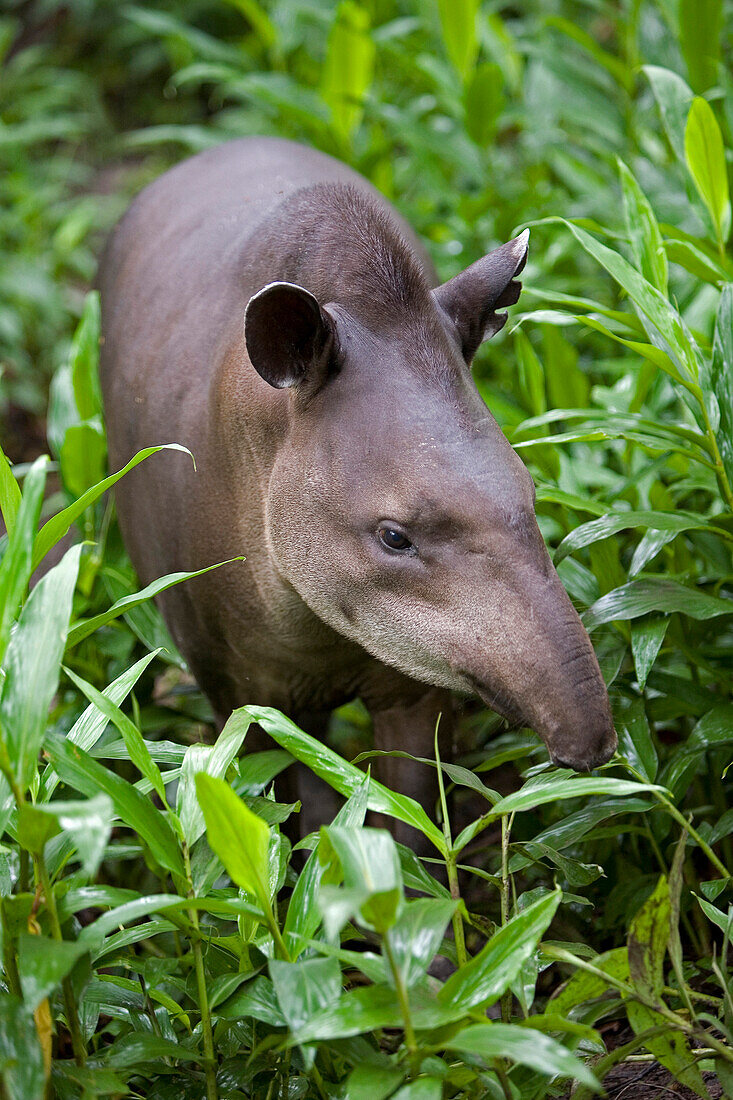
[462,673,617,773]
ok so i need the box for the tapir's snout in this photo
[547,718,618,773]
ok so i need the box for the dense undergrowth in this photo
[1,1,732,1097]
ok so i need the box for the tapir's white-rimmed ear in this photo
[433,229,529,362]
[244,281,335,389]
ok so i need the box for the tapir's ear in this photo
[432,229,529,362]
[244,281,335,389]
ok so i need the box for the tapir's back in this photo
[98,138,429,710]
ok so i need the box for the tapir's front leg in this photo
[365,680,454,850]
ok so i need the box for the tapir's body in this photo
[99,137,615,826]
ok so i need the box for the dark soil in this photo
[590,1060,722,1099]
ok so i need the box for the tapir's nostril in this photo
[551,728,617,773]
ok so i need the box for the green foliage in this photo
[1,1,733,1096]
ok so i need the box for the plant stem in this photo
[434,718,467,968]
[35,852,86,1066]
[500,815,512,1024]
[656,792,730,879]
[383,930,419,1072]
[182,843,218,1100]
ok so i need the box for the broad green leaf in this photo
[238,749,292,794]
[195,773,270,909]
[644,65,694,163]
[679,0,722,94]
[628,875,669,1003]
[0,543,81,790]
[66,557,241,647]
[178,709,252,845]
[626,1001,710,1098]
[70,290,102,420]
[487,777,661,820]
[437,0,479,77]
[346,1065,405,1100]
[0,443,20,538]
[41,649,159,801]
[36,795,113,878]
[446,1022,600,1090]
[321,2,374,141]
[554,509,717,564]
[665,238,729,283]
[711,284,733,487]
[65,667,167,804]
[32,443,193,571]
[618,698,657,783]
[618,159,667,293]
[685,97,731,247]
[216,975,286,1025]
[0,455,47,667]
[548,947,629,1015]
[43,732,184,878]
[269,956,342,1065]
[556,218,704,381]
[439,890,561,1010]
[18,933,87,1011]
[319,826,402,936]
[59,419,106,498]
[631,617,669,689]
[387,898,456,987]
[464,63,504,146]
[583,577,733,630]
[102,1033,202,1067]
[0,994,45,1100]
[245,706,445,852]
[16,803,60,853]
[392,1081,442,1100]
[289,984,410,1043]
[284,773,369,955]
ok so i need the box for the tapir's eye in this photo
[377,526,413,553]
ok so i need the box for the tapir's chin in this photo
[466,675,617,774]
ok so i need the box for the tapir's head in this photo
[243,214,616,772]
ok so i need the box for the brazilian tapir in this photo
[98,137,616,832]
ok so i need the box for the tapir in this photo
[98,137,616,834]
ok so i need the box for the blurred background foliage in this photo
[1,0,733,1095]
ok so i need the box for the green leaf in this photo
[195,773,270,910]
[711,284,733,487]
[464,63,504,146]
[618,159,668,293]
[70,291,102,421]
[0,543,81,790]
[59,420,106,498]
[631,617,669,690]
[284,774,369,954]
[66,557,241,647]
[43,732,184,878]
[644,65,694,163]
[178,710,252,845]
[102,1033,202,1067]
[387,898,457,987]
[346,1064,405,1100]
[679,0,722,94]
[626,1001,710,1098]
[41,650,159,801]
[0,443,21,539]
[685,97,731,247]
[16,803,60,853]
[244,706,445,853]
[618,698,658,782]
[18,932,87,1011]
[0,993,45,1100]
[289,984,403,1043]
[392,1080,442,1100]
[321,2,374,141]
[270,957,343,1064]
[439,890,561,1010]
[583,577,733,630]
[437,0,479,77]
[319,826,402,936]
[548,946,630,1015]
[627,875,669,1003]
[0,455,47,667]
[64,667,167,803]
[36,795,113,878]
[554,509,717,564]
[446,1022,600,1090]
[32,443,193,572]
